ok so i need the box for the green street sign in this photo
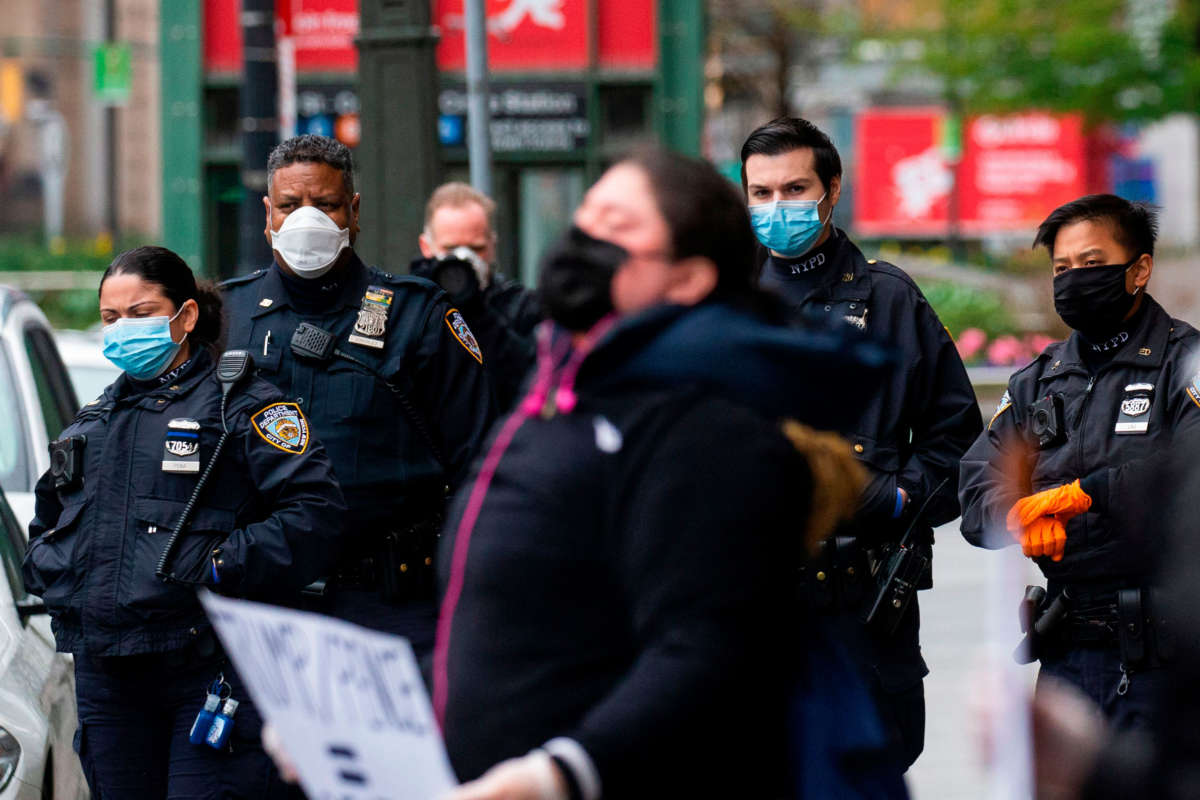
[94,43,132,106]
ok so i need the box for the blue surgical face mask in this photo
[102,307,187,380]
[749,194,830,258]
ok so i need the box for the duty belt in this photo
[1014,585,1174,668]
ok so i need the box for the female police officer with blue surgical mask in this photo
[23,246,345,799]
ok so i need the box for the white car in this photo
[50,332,117,410]
[0,287,80,529]
[0,483,86,800]
[0,287,88,799]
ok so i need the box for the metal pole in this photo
[104,0,118,238]
[464,0,493,196]
[237,0,278,275]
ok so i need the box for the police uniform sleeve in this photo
[22,469,63,595]
[406,296,500,486]
[894,303,984,526]
[562,400,803,795]
[958,380,1028,548]
[213,397,346,594]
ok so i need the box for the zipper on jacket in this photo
[1071,374,1096,547]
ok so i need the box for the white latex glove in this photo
[261,723,301,784]
[444,750,568,800]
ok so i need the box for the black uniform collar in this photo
[251,252,372,318]
[764,228,872,303]
[114,348,214,406]
[1040,294,1172,381]
[764,230,840,281]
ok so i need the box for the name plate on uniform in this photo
[163,418,202,472]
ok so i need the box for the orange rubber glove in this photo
[1018,516,1067,561]
[1008,479,1093,530]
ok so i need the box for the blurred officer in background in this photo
[741,117,983,771]
[222,135,498,656]
[435,148,897,800]
[24,246,345,798]
[960,194,1200,730]
[410,182,541,409]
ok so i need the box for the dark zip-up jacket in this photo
[958,295,1200,584]
[435,301,891,797]
[22,350,346,657]
[763,229,982,542]
[222,254,498,545]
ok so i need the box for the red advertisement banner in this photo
[854,108,1087,236]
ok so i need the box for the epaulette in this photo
[218,269,266,290]
[863,257,924,293]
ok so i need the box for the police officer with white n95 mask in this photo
[221,135,498,656]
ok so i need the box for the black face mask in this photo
[1052,258,1141,340]
[537,226,628,332]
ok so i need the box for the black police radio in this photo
[1029,393,1066,449]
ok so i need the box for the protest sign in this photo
[199,591,457,799]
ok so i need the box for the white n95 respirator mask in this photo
[270,205,351,279]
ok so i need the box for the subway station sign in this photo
[438,83,589,154]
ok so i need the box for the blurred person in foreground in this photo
[431,148,900,799]
[410,182,541,410]
[741,116,983,771]
[959,195,1200,730]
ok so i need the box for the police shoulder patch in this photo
[1187,370,1200,410]
[989,390,1013,430]
[445,308,483,364]
[251,402,310,454]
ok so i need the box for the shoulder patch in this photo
[444,308,483,364]
[251,402,310,454]
[988,390,1013,430]
[1187,371,1200,410]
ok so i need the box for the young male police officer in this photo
[741,117,983,770]
[222,135,498,657]
[959,195,1200,729]
[410,182,541,409]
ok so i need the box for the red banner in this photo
[204,0,243,73]
[205,0,359,73]
[434,0,656,71]
[277,0,359,72]
[853,108,1088,236]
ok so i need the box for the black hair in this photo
[267,134,355,195]
[739,117,843,193]
[617,147,786,319]
[101,246,224,350]
[1033,194,1159,259]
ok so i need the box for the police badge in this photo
[1114,383,1154,435]
[348,285,394,349]
[163,418,201,473]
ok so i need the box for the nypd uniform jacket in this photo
[222,254,498,541]
[959,295,1200,584]
[22,349,346,657]
[762,228,982,539]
